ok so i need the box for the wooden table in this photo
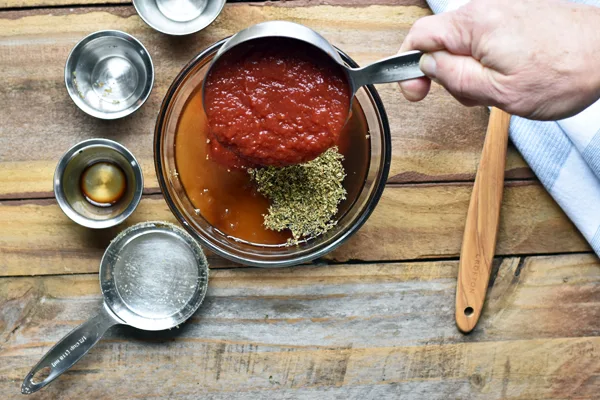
[1,1,599,398]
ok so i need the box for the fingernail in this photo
[420,54,436,78]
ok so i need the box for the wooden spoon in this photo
[455,107,511,333]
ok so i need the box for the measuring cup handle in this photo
[350,50,425,89]
[21,305,119,394]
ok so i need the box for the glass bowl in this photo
[154,39,391,267]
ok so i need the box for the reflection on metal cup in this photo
[65,30,154,120]
[53,138,144,229]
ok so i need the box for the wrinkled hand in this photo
[399,0,600,120]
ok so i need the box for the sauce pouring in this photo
[201,21,423,167]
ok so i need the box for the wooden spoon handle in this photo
[455,107,511,333]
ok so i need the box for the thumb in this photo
[420,51,501,106]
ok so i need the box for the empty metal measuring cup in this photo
[202,20,425,112]
[21,221,209,394]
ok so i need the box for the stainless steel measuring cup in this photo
[202,20,425,111]
[21,221,209,394]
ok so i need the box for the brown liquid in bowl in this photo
[175,86,370,246]
[80,161,127,207]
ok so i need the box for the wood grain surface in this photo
[1,1,599,399]
[0,4,529,200]
[456,108,511,333]
[2,254,599,399]
[0,183,589,277]
[0,0,430,11]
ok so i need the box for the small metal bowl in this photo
[133,0,225,36]
[65,30,154,120]
[54,139,144,229]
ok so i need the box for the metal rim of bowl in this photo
[64,30,155,120]
[133,0,226,36]
[99,220,210,331]
[154,39,392,267]
[54,138,145,229]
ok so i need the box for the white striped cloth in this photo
[425,0,600,256]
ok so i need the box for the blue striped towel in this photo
[425,0,600,256]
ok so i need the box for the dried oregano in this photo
[248,147,346,245]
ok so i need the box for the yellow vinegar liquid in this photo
[80,161,127,207]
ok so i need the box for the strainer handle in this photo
[21,304,119,394]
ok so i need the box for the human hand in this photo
[399,0,600,120]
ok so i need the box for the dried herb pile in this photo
[248,147,346,245]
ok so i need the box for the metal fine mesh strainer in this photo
[22,221,209,394]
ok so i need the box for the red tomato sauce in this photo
[203,38,351,167]
[206,131,255,170]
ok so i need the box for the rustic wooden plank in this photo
[328,181,589,263]
[0,0,430,11]
[1,254,599,398]
[0,0,122,8]
[267,0,430,6]
[0,5,529,200]
[0,182,588,277]
[0,195,243,276]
